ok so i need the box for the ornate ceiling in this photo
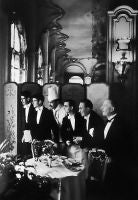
[3,0,135,82]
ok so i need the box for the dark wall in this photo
[108,0,138,10]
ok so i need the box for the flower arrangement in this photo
[31,139,55,159]
[41,140,55,155]
[0,153,15,176]
[0,136,17,177]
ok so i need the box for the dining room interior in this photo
[0,0,138,199]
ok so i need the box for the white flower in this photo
[16,173,22,179]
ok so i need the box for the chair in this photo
[88,148,109,182]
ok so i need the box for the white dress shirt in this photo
[22,103,32,143]
[24,103,31,123]
[68,114,75,131]
[53,104,66,126]
[104,114,117,139]
[84,114,90,131]
[36,106,43,124]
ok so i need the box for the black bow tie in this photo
[107,117,115,123]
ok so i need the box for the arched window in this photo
[36,47,44,85]
[10,19,27,83]
[69,76,83,84]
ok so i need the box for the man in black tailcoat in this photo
[61,99,85,145]
[31,94,59,143]
[79,99,104,149]
[20,91,36,158]
[101,98,133,199]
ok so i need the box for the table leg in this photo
[58,178,61,200]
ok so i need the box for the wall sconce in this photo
[113,53,131,83]
[116,38,131,51]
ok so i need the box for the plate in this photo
[60,156,67,160]
[63,160,83,172]
[52,155,59,159]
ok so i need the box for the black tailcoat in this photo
[81,110,105,149]
[103,114,133,161]
[61,113,86,143]
[32,107,59,142]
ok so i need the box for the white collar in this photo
[107,113,117,121]
[68,114,75,119]
[54,104,63,112]
[35,106,43,112]
[84,114,90,120]
[24,103,31,109]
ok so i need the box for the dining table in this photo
[15,154,86,200]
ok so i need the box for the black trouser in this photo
[22,142,32,158]
[104,161,134,200]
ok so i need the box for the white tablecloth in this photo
[25,157,84,178]
[25,156,86,200]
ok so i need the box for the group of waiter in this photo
[19,86,134,199]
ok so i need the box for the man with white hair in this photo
[101,98,133,199]
[101,98,132,160]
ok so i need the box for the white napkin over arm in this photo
[22,130,32,143]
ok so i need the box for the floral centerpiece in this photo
[0,136,18,179]
[14,139,57,189]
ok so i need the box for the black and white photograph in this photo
[0,0,138,199]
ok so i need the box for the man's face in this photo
[21,96,28,107]
[32,98,39,109]
[49,100,57,110]
[79,102,88,117]
[64,102,72,114]
[101,99,114,117]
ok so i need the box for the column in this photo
[41,30,49,83]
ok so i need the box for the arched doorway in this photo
[69,75,83,84]
[64,62,86,84]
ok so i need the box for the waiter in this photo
[101,98,133,199]
[79,99,104,149]
[61,99,85,145]
[31,94,59,143]
[20,91,36,158]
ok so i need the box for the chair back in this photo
[31,139,55,160]
[88,148,109,181]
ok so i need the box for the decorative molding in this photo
[64,62,87,75]
[107,5,138,84]
[4,83,18,155]
[108,5,138,16]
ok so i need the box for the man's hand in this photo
[53,143,58,148]
[22,130,32,143]
[83,147,89,152]
[66,140,71,146]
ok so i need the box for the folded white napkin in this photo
[23,130,32,143]
[89,128,94,137]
